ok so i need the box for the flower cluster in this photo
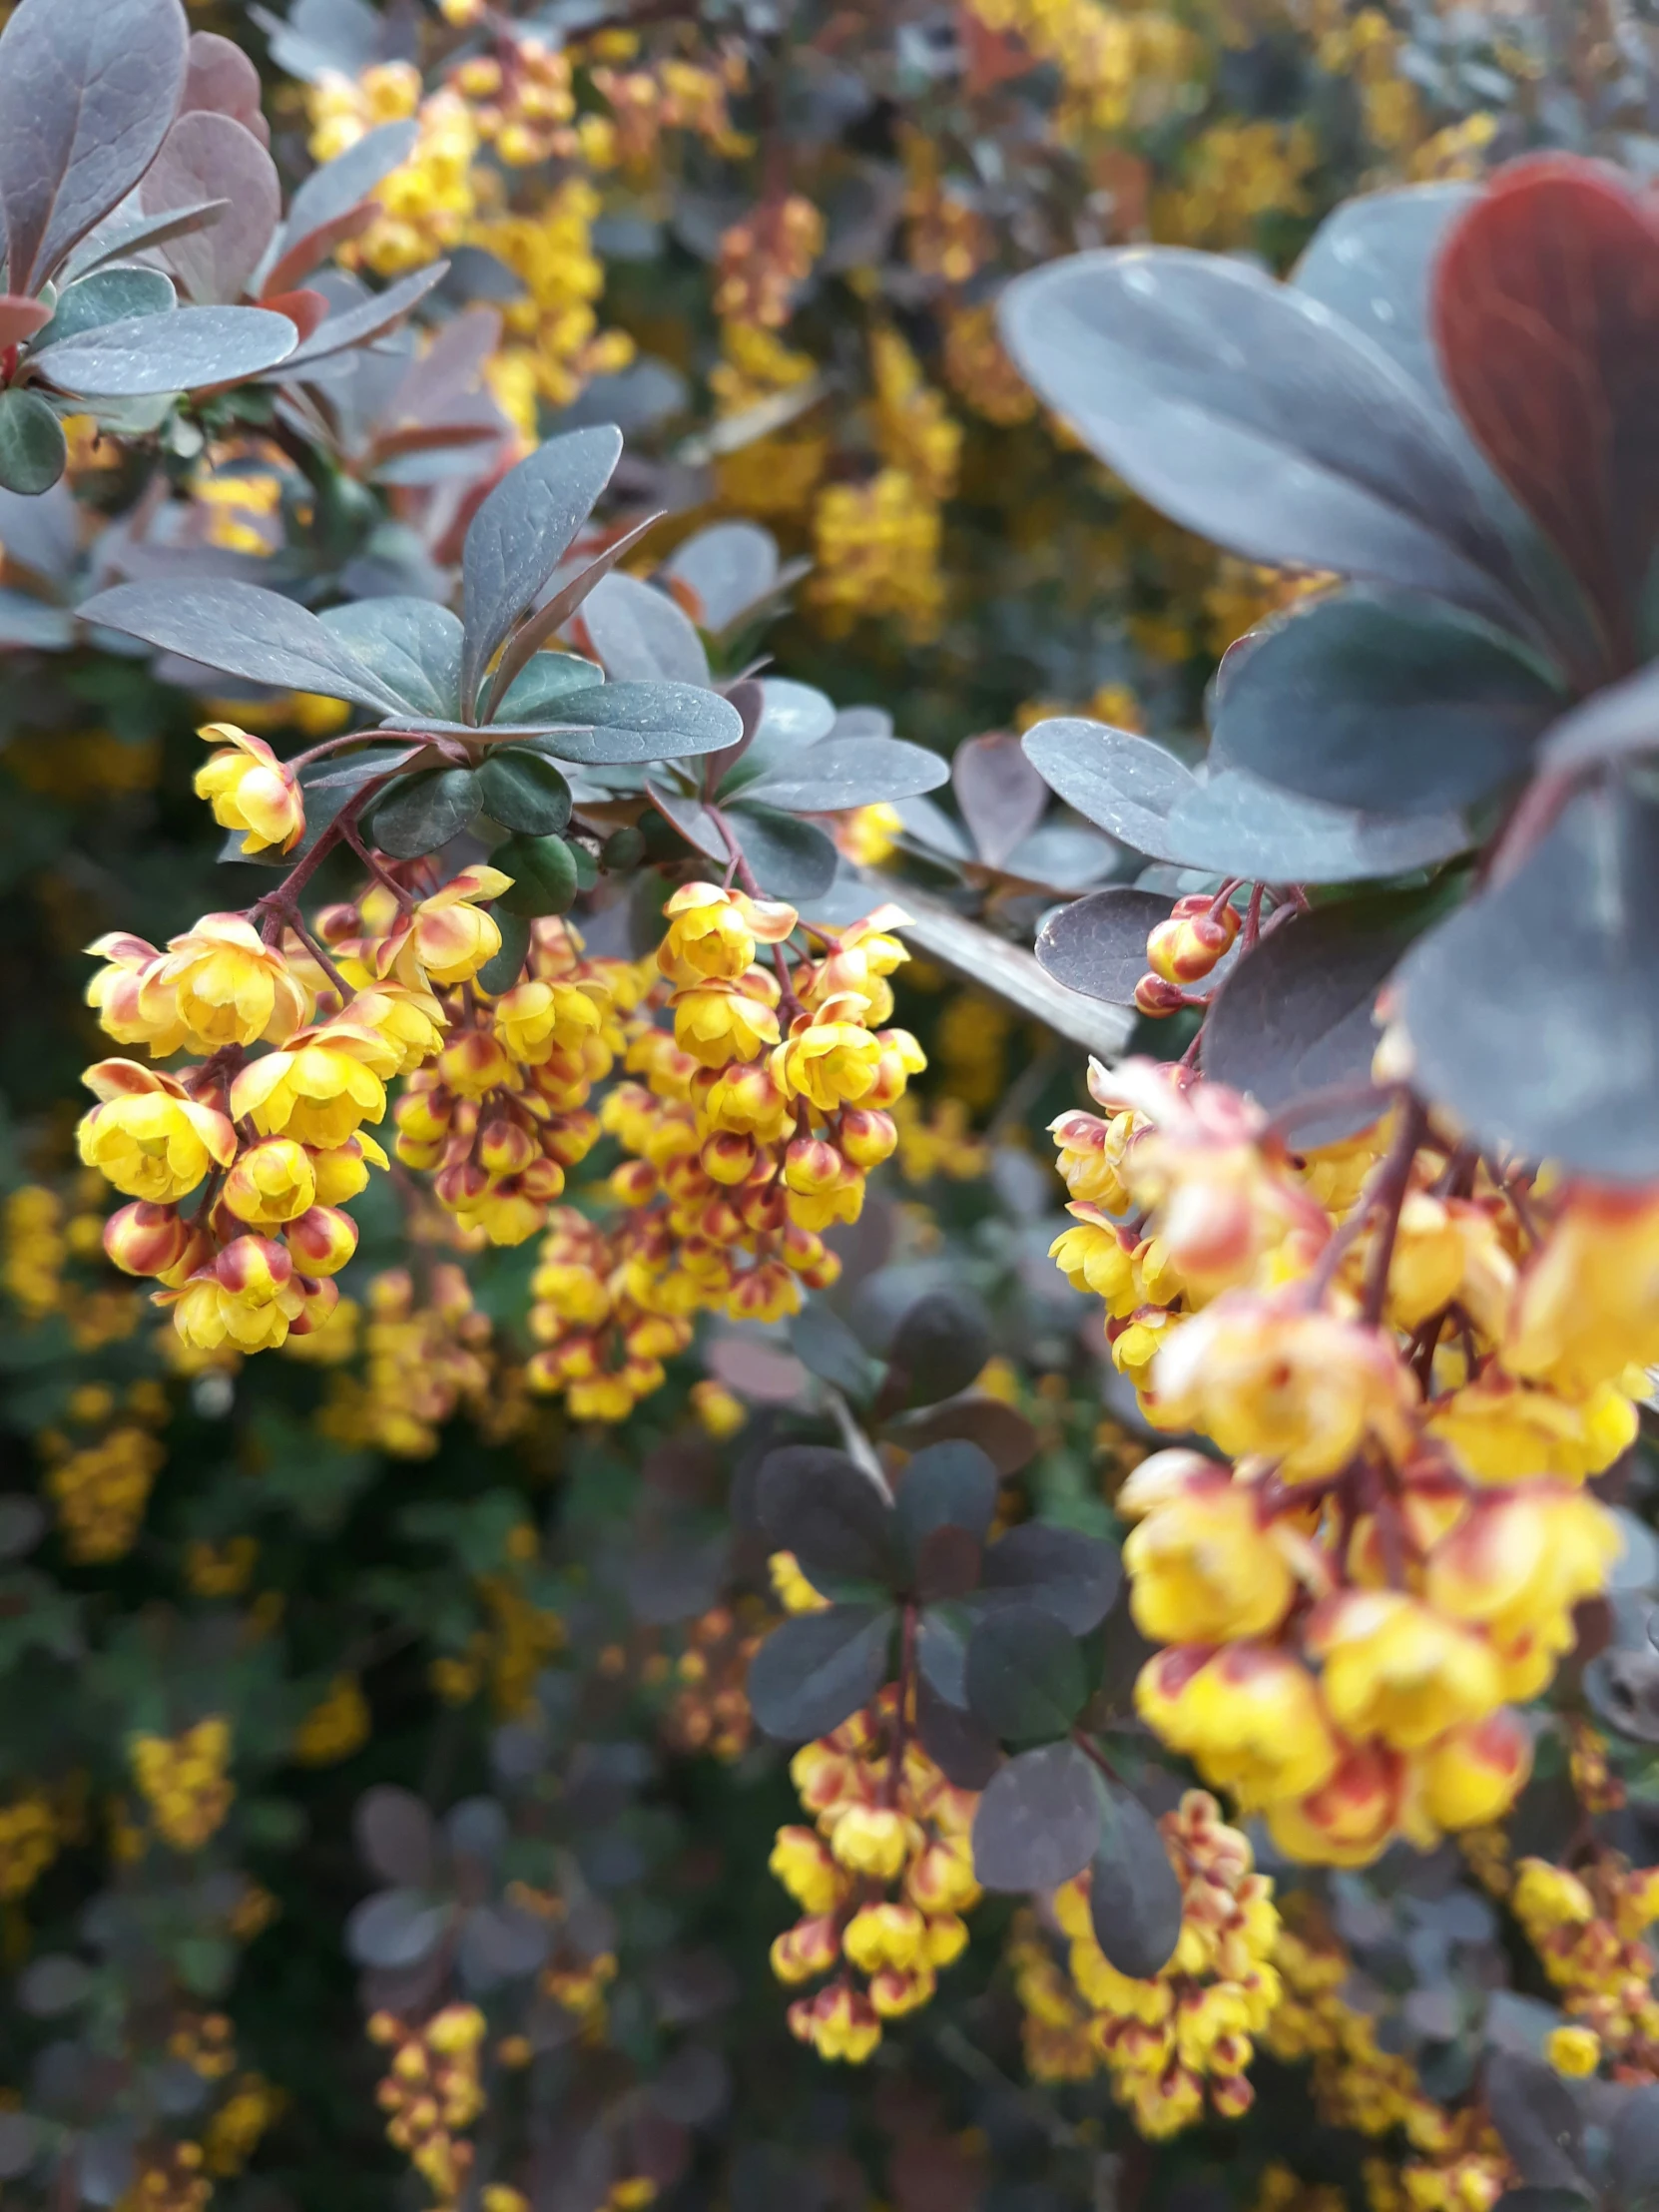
[129,1717,235,1853]
[368,2004,487,2209]
[714,194,824,328]
[525,889,922,1421]
[1509,1853,1659,2077]
[1050,1054,1638,1864]
[769,1686,980,2062]
[1018,1791,1280,2136]
[665,1603,763,1762]
[316,1265,494,1457]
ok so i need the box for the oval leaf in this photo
[1021,719,1193,856]
[476,750,572,836]
[755,1444,894,1585]
[1202,898,1425,1142]
[1398,783,1659,1178]
[81,579,407,714]
[461,424,624,715]
[1001,247,1536,639]
[580,569,711,687]
[275,262,447,375]
[724,803,838,900]
[143,110,279,303]
[662,520,780,631]
[0,0,189,293]
[354,1785,436,1886]
[888,1288,992,1408]
[1161,770,1472,882]
[1089,1786,1183,1977]
[368,768,479,860]
[970,1741,1103,1891]
[1035,887,1172,1005]
[31,303,297,395]
[44,268,175,346]
[965,1604,1087,1742]
[744,737,949,814]
[980,1523,1121,1634]
[1213,590,1564,816]
[954,730,1048,868]
[1486,2051,1589,2191]
[894,1441,999,1560]
[0,388,67,495]
[747,1602,894,1742]
[319,598,464,721]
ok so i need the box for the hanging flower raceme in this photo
[524,890,921,1421]
[1048,1050,1636,1866]
[1013,1791,1280,2136]
[769,1685,980,2062]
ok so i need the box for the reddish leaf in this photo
[259,202,378,299]
[258,287,328,343]
[182,30,270,147]
[1434,156,1659,675]
[952,729,1047,867]
[0,294,51,348]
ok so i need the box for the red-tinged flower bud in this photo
[518,1157,565,1201]
[1147,912,1236,986]
[222,1135,317,1225]
[435,1160,492,1210]
[610,1158,659,1207]
[696,1197,747,1247]
[286,1274,341,1336]
[285,1205,359,1277]
[216,1234,293,1298]
[702,1130,758,1186]
[437,1029,513,1099]
[797,1248,842,1291]
[780,1221,826,1272]
[784,1135,843,1194]
[738,1183,788,1236]
[103,1200,192,1278]
[476,1118,536,1176]
[395,1088,452,1144]
[1134,971,1190,1017]
[838,1107,896,1168]
[542,1109,599,1166]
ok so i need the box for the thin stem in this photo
[823,1385,891,1502]
[1359,1096,1427,1326]
[1242,879,1266,950]
[287,913,355,1002]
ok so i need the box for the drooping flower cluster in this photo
[1014,1791,1279,2136]
[367,2004,487,2209]
[129,1717,235,1853]
[1050,1054,1639,1864]
[525,888,923,1422]
[770,1687,980,2062]
[1509,1853,1659,2077]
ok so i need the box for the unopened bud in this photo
[285,1205,359,1276]
[1133,972,1189,1017]
[104,1200,192,1278]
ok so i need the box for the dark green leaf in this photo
[747,1601,893,1741]
[744,737,949,814]
[482,512,663,719]
[476,750,572,836]
[1090,1785,1183,1976]
[581,569,710,686]
[532,680,741,763]
[319,600,464,722]
[1035,887,1174,1005]
[490,834,579,917]
[971,1742,1103,1891]
[724,803,838,900]
[276,263,447,374]
[1212,590,1564,815]
[965,1604,1087,1741]
[475,908,531,993]
[1203,898,1427,1143]
[1486,2052,1588,2192]
[142,110,278,304]
[1021,719,1195,855]
[980,1524,1121,1634]
[0,389,66,495]
[788,1303,879,1403]
[82,580,407,713]
[0,0,188,293]
[368,768,478,860]
[888,1289,991,1407]
[461,424,623,715]
[999,247,1537,641]
[43,268,175,345]
[1398,783,1659,1178]
[492,652,604,724]
[895,1442,998,1560]
[31,303,297,395]
[755,1444,894,1585]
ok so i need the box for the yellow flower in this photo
[1151,1296,1414,1481]
[769,1549,830,1614]
[1506,1185,1659,1395]
[658,881,797,984]
[829,1803,911,1878]
[230,1018,398,1147]
[770,1825,847,1915]
[1136,1643,1340,1811]
[139,914,310,1051]
[221,1138,317,1226]
[1417,1712,1531,1832]
[78,1062,238,1203]
[844,1902,928,1974]
[1118,1451,1297,1644]
[774,1017,883,1111]
[1424,1487,1619,1699]
[1546,2025,1601,2078]
[85,931,191,1055]
[194,723,305,854]
[1424,1371,1638,1484]
[400,864,513,985]
[1308,1590,1503,1751]
[1050,1205,1139,1314]
[672,979,781,1066]
[493,978,603,1064]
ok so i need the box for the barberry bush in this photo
[3,1,1659,2211]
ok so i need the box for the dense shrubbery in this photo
[4,2,1659,2211]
